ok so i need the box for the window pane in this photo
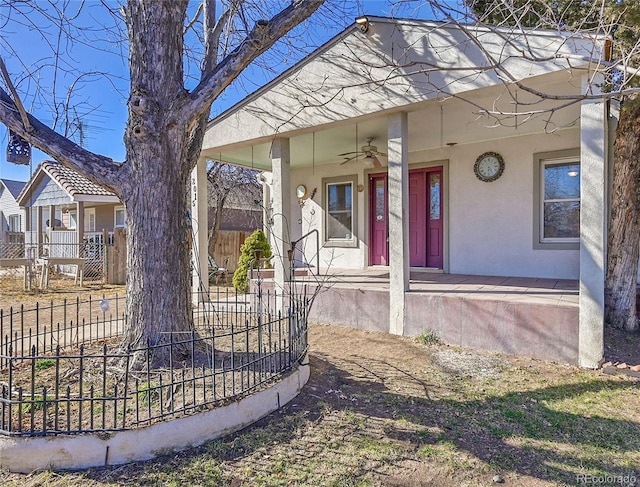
[327,182,352,239]
[328,212,352,239]
[68,211,77,230]
[115,208,126,227]
[8,215,20,232]
[430,174,441,220]
[544,201,580,238]
[375,180,385,220]
[544,163,580,200]
[328,183,351,212]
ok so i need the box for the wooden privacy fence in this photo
[105,229,250,285]
[212,230,251,272]
[106,228,127,285]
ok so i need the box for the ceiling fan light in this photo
[363,155,375,168]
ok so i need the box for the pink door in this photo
[369,174,388,265]
[426,169,443,268]
[369,168,443,268]
[408,168,443,268]
[409,172,427,266]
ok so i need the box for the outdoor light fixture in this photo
[567,169,579,177]
[355,16,369,33]
[362,154,375,168]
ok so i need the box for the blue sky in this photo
[0,1,437,183]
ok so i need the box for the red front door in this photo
[425,169,443,268]
[369,167,443,268]
[408,167,443,268]
[369,174,388,265]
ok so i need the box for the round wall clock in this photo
[474,152,505,182]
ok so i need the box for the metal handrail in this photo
[288,229,319,276]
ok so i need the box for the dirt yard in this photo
[1,281,639,486]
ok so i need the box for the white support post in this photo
[48,205,55,230]
[191,158,209,305]
[387,112,410,336]
[76,202,85,256]
[36,206,43,253]
[578,81,607,368]
[271,138,292,309]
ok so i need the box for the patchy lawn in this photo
[1,318,639,486]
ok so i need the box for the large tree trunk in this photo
[605,96,640,332]
[120,1,195,365]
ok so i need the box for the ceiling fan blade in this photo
[338,151,361,157]
[340,156,358,165]
[374,151,387,157]
[372,156,382,168]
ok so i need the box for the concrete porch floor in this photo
[295,269,580,364]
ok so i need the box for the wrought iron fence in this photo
[0,287,310,436]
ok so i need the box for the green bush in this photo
[232,229,272,292]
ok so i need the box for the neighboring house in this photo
[210,183,262,233]
[16,160,123,258]
[197,17,612,367]
[0,178,26,254]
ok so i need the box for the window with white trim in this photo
[84,207,96,232]
[8,214,20,232]
[323,175,358,247]
[68,210,78,229]
[114,206,126,228]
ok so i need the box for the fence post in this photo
[102,229,108,284]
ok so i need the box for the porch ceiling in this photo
[201,70,582,171]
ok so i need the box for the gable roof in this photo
[17,160,119,206]
[40,160,115,198]
[0,179,26,200]
[204,16,606,152]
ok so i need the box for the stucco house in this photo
[0,178,26,254]
[194,16,612,367]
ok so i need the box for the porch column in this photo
[578,82,607,368]
[387,112,410,336]
[35,206,43,256]
[261,173,272,246]
[271,138,292,302]
[47,205,56,232]
[191,157,210,304]
[76,202,85,257]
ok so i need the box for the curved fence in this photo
[0,288,310,437]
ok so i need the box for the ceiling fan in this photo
[339,137,386,168]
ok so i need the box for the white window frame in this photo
[533,149,580,250]
[8,214,21,232]
[323,175,358,248]
[84,207,96,232]
[114,206,126,228]
[67,210,78,230]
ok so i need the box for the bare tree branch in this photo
[185,0,324,125]
[0,86,123,190]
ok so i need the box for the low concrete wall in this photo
[404,293,578,363]
[308,283,578,364]
[250,277,579,362]
[0,358,310,473]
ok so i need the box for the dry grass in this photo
[0,321,638,486]
[1,278,639,486]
